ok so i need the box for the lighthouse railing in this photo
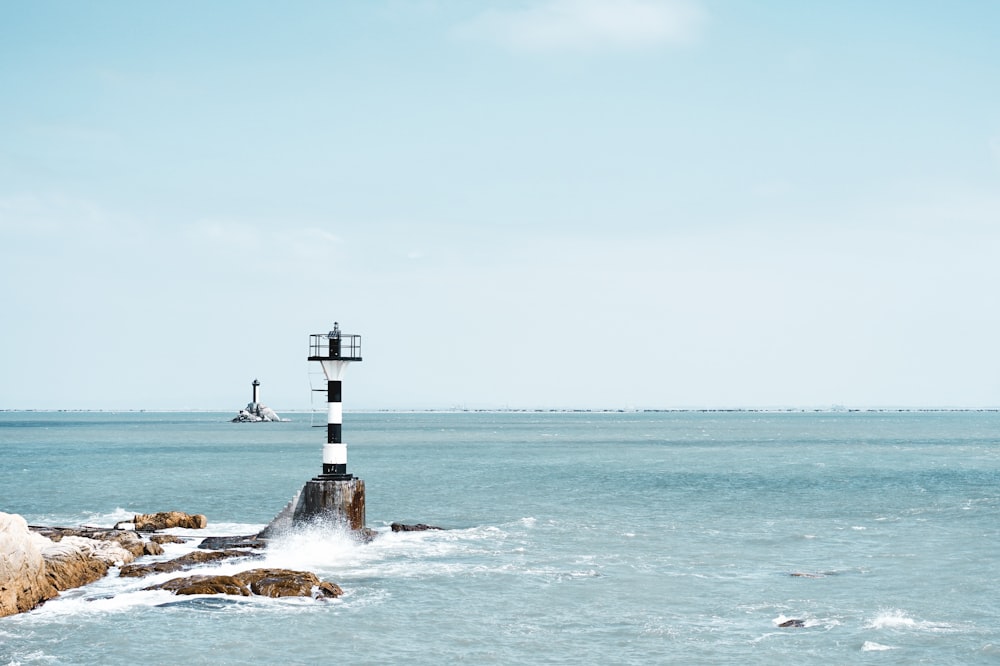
[308,333,362,360]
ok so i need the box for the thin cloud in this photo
[455,0,706,52]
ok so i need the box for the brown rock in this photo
[144,568,342,599]
[149,534,186,545]
[43,548,111,591]
[133,512,207,532]
[235,568,343,599]
[119,549,262,578]
[143,541,166,556]
[146,575,250,596]
[41,536,136,591]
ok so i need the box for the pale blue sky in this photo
[2,1,999,410]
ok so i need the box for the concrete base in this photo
[260,478,365,536]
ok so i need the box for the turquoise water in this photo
[2,411,999,664]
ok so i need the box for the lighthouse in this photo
[260,322,367,534]
[309,322,362,480]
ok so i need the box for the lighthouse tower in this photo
[260,322,367,534]
[308,322,362,480]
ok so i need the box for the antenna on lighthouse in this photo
[308,321,362,480]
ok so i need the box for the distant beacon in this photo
[308,322,363,479]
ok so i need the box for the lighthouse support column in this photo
[322,380,350,478]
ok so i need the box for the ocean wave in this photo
[865,609,958,633]
[862,641,896,651]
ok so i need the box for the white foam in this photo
[80,507,135,527]
[161,522,265,538]
[862,641,896,651]
[867,610,917,629]
[3,649,56,665]
[262,524,372,572]
[866,609,956,633]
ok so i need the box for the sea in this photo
[1,410,999,664]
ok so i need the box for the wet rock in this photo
[30,526,164,559]
[778,619,806,628]
[149,534,186,545]
[43,545,112,591]
[236,568,343,599]
[41,536,136,591]
[146,569,342,600]
[129,511,208,532]
[119,549,263,578]
[156,596,249,610]
[147,575,251,596]
[356,528,378,543]
[198,534,268,550]
[0,513,58,617]
[391,523,443,532]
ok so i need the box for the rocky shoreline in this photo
[0,511,341,617]
[1,512,445,618]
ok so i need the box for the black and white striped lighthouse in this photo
[259,321,368,535]
[308,322,363,480]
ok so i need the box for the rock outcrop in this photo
[232,402,283,423]
[149,574,251,596]
[0,513,58,617]
[41,536,133,591]
[121,511,208,532]
[146,568,342,599]
[391,523,444,532]
[198,534,268,550]
[237,568,342,599]
[32,526,164,558]
[2,515,162,617]
[119,549,262,578]
[3,509,344,617]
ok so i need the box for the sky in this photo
[2,0,999,411]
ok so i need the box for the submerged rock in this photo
[390,523,444,532]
